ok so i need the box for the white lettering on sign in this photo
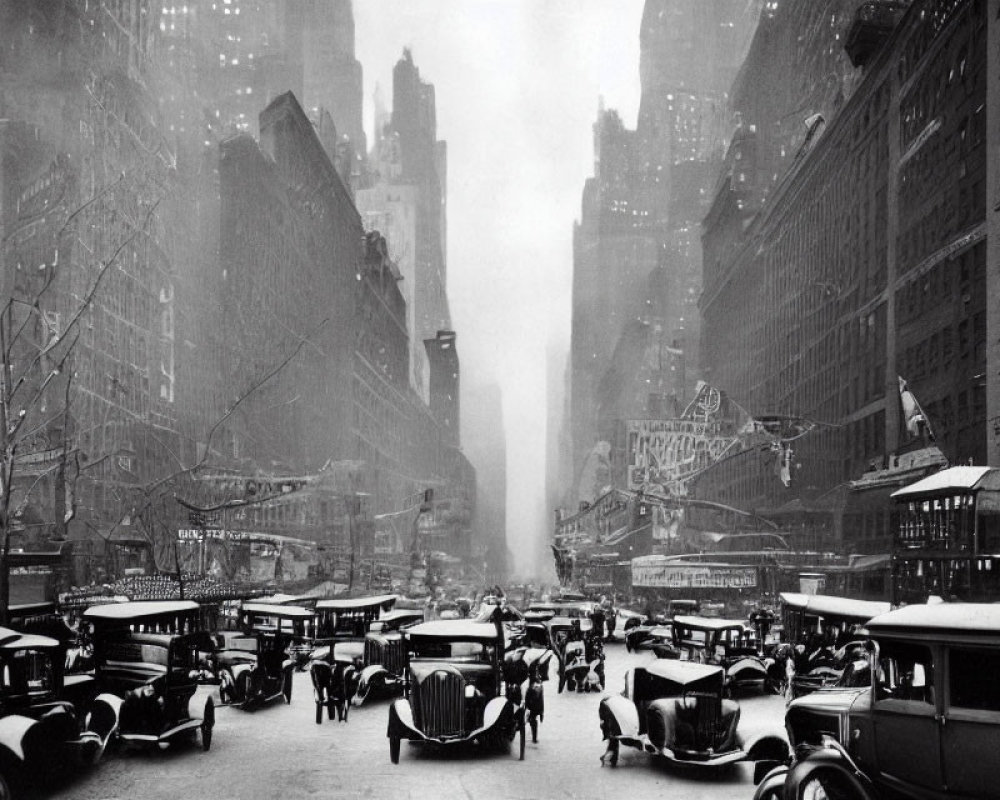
[631,563,757,589]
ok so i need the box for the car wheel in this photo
[283,671,293,704]
[389,735,400,764]
[201,698,215,752]
[518,722,526,761]
[236,671,251,707]
[0,772,11,800]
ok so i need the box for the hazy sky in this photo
[354,1,644,576]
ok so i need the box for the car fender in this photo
[751,764,789,800]
[742,731,791,763]
[231,662,254,679]
[598,693,639,740]
[728,657,768,678]
[310,645,331,663]
[387,698,423,741]
[355,665,388,703]
[0,715,36,763]
[469,697,514,739]
[84,693,122,745]
[785,751,876,800]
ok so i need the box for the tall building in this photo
[358,49,450,403]
[698,0,987,554]
[567,0,756,495]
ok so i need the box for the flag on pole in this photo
[898,376,935,441]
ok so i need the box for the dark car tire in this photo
[389,735,400,764]
[518,722,526,761]
[0,773,11,800]
[283,672,293,704]
[201,699,215,752]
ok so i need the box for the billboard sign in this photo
[632,560,757,589]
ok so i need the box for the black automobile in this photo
[217,603,312,710]
[754,603,1000,800]
[387,617,528,762]
[0,627,119,798]
[84,601,215,752]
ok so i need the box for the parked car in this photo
[83,601,215,752]
[599,659,789,768]
[386,617,528,762]
[788,640,871,700]
[0,627,119,797]
[754,603,1000,800]
[547,611,604,693]
[310,595,398,723]
[217,603,312,710]
[623,600,699,652]
[352,609,426,707]
[672,616,772,694]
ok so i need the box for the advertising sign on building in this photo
[632,559,757,589]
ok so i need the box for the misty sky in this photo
[354,1,644,576]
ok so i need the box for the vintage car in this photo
[351,609,426,709]
[754,603,1000,800]
[310,594,398,723]
[671,616,771,694]
[598,660,789,768]
[788,640,871,700]
[214,603,312,710]
[83,601,215,752]
[623,600,700,653]
[0,627,120,797]
[386,617,528,762]
[547,609,605,693]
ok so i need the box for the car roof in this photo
[406,620,501,641]
[241,603,314,619]
[638,659,725,684]
[83,600,201,621]
[866,603,1000,637]
[0,627,59,651]
[380,609,424,623]
[673,615,748,631]
[315,594,397,611]
[780,593,891,621]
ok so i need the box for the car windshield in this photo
[220,634,257,653]
[0,649,54,696]
[411,640,493,662]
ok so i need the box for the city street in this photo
[47,643,787,800]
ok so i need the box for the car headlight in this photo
[140,684,155,698]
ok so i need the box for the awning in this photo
[891,466,994,499]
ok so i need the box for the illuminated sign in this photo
[632,561,757,589]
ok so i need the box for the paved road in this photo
[44,644,787,800]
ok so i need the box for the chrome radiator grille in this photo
[382,639,405,676]
[413,668,465,738]
[364,638,383,669]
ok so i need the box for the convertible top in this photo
[780,593,890,622]
[406,620,501,641]
[241,603,314,619]
[0,627,59,651]
[316,594,397,611]
[673,615,748,632]
[84,600,201,621]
